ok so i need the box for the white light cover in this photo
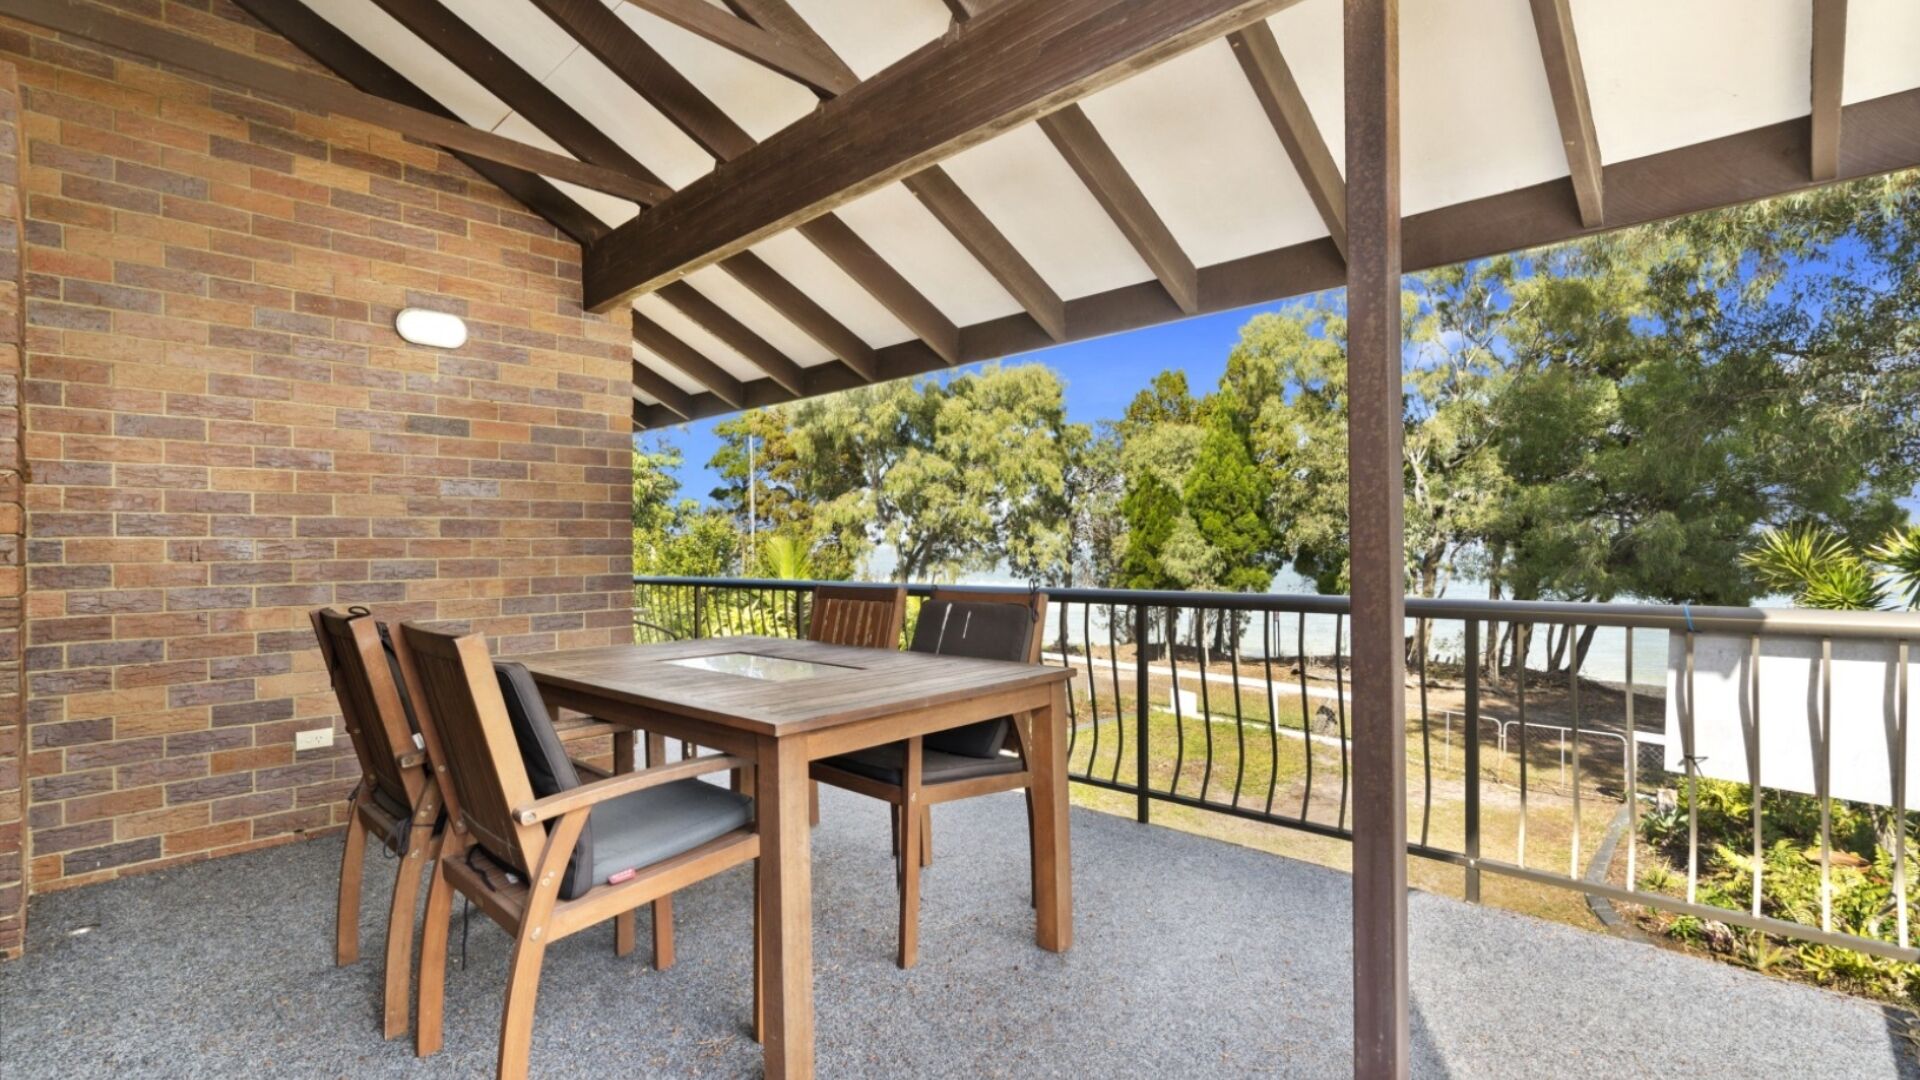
[394,308,468,350]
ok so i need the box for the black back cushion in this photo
[493,662,593,895]
[373,621,420,734]
[910,599,1037,758]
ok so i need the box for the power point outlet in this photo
[294,728,333,752]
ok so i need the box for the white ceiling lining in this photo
[634,293,770,383]
[833,183,1027,329]
[632,344,710,396]
[1573,0,1810,166]
[1077,38,1327,268]
[682,265,838,368]
[781,0,952,81]
[1842,0,1920,105]
[938,123,1158,302]
[610,2,818,142]
[291,0,1920,418]
[746,231,918,350]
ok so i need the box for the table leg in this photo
[756,733,814,1079]
[613,729,636,958]
[1030,683,1073,952]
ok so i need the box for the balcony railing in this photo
[633,575,1920,967]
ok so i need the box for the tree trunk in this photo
[1547,623,1570,674]
[1571,624,1599,673]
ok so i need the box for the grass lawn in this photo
[1061,685,1627,929]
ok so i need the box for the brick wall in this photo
[0,59,26,960]
[0,5,633,952]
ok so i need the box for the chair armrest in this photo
[513,754,747,826]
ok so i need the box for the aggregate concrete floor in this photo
[3,787,1915,1078]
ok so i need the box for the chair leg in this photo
[415,856,454,1059]
[615,911,636,958]
[336,808,367,966]
[1025,786,1039,909]
[382,838,429,1040]
[653,896,676,970]
[641,731,675,971]
[751,859,764,1044]
[919,805,933,868]
[898,797,922,969]
[889,803,902,861]
[496,928,550,1080]
[809,779,820,826]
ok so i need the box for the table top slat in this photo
[518,636,1071,736]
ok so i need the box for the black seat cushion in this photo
[909,599,1037,758]
[493,662,750,900]
[827,743,1024,787]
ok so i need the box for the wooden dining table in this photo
[517,634,1076,1079]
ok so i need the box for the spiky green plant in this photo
[1742,524,1888,610]
[1868,526,1920,609]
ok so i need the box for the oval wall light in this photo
[394,307,468,349]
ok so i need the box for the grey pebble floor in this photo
[3,787,1916,1078]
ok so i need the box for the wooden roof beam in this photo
[720,252,877,381]
[1040,107,1200,314]
[902,170,1068,341]
[581,0,1296,311]
[0,0,669,205]
[526,0,755,161]
[799,216,962,364]
[657,281,808,395]
[942,0,1200,316]
[636,82,1920,424]
[631,361,694,420]
[529,0,939,380]
[1811,0,1847,181]
[733,0,1071,341]
[1229,21,1346,259]
[229,0,603,245]
[366,0,671,194]
[621,0,854,95]
[723,0,859,87]
[632,310,745,408]
[1527,0,1605,227]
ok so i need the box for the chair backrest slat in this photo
[394,623,546,874]
[807,584,907,650]
[310,608,420,809]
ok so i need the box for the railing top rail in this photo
[632,575,1920,639]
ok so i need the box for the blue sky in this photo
[648,296,1319,504]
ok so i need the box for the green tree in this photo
[1179,390,1276,593]
[1118,468,1180,590]
[769,365,1079,582]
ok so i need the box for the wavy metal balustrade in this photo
[633,575,1920,965]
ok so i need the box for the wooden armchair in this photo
[806,583,907,648]
[809,587,1049,968]
[311,608,442,1040]
[803,583,907,824]
[391,622,761,1080]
